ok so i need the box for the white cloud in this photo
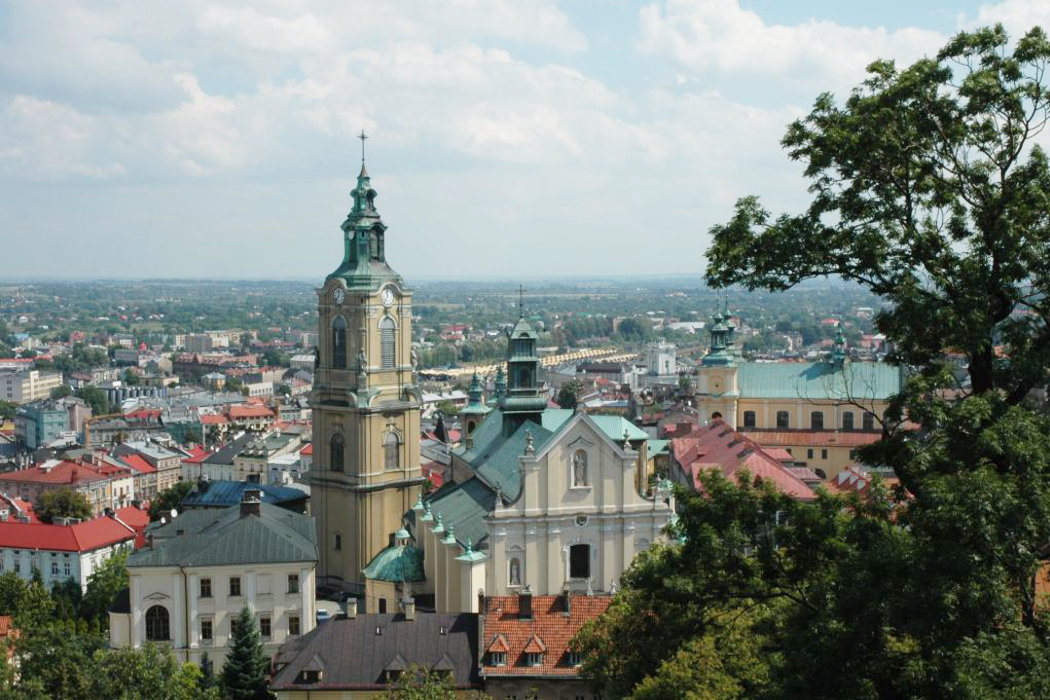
[963,0,1050,34]
[638,0,944,97]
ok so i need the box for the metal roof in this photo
[737,361,903,400]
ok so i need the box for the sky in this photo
[1,0,1048,282]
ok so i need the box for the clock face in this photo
[381,287,396,308]
[332,288,345,305]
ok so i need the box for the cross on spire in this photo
[358,130,368,163]
[518,284,525,318]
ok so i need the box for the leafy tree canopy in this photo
[35,488,92,523]
[148,480,195,522]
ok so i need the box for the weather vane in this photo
[358,130,368,163]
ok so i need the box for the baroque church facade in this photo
[310,160,674,612]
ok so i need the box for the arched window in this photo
[379,317,396,370]
[863,412,876,430]
[330,433,344,473]
[811,411,824,430]
[776,411,790,429]
[332,316,347,369]
[569,544,590,580]
[711,411,723,420]
[572,450,588,487]
[145,605,170,641]
[743,411,756,428]
[383,432,400,471]
[842,411,855,430]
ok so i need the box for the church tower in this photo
[309,151,423,592]
[696,305,740,426]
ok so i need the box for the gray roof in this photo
[180,480,309,511]
[130,502,316,568]
[269,613,481,690]
[203,433,254,466]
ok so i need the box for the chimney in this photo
[346,597,358,619]
[403,597,415,621]
[146,533,154,549]
[562,590,572,615]
[518,586,533,620]
[240,489,262,518]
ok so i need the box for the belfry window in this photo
[383,432,400,471]
[380,317,396,369]
[332,316,347,369]
[330,433,344,473]
[569,544,590,580]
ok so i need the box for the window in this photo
[63,560,70,577]
[383,432,400,471]
[743,411,756,428]
[200,618,212,641]
[810,411,824,430]
[200,577,212,597]
[568,652,582,667]
[378,599,387,614]
[488,651,507,666]
[842,411,855,430]
[807,449,814,459]
[334,534,342,551]
[330,433,344,473]
[230,617,241,638]
[259,616,271,639]
[821,449,828,459]
[776,411,789,429]
[525,652,543,667]
[571,449,588,487]
[51,560,58,576]
[569,544,590,580]
[380,317,396,370]
[145,605,170,641]
[331,316,347,368]
[229,576,241,596]
[289,615,300,636]
[288,573,299,594]
[863,412,876,430]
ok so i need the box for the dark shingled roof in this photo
[131,502,316,568]
[269,612,481,690]
[181,480,308,512]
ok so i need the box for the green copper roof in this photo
[362,541,426,583]
[327,164,405,291]
[540,410,648,442]
[462,371,492,416]
[427,477,497,548]
[736,361,903,400]
[509,316,538,341]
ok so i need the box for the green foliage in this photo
[35,488,92,524]
[616,317,653,343]
[0,401,15,422]
[221,606,273,700]
[80,550,129,624]
[556,379,583,409]
[435,400,460,417]
[379,664,480,700]
[92,644,218,700]
[73,386,112,416]
[49,385,72,399]
[148,480,195,522]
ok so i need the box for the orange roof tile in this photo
[741,429,882,448]
[481,594,611,677]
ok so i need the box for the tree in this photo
[556,380,582,409]
[35,488,92,523]
[92,644,217,700]
[50,384,73,399]
[0,400,15,422]
[379,664,460,700]
[222,606,273,700]
[74,386,112,416]
[80,550,128,624]
[148,480,195,522]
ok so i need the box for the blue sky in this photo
[0,0,1045,281]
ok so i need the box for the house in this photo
[480,592,611,699]
[0,458,134,515]
[669,419,817,501]
[108,490,318,665]
[0,510,138,590]
[269,601,481,697]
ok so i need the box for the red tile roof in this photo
[299,443,313,456]
[0,515,135,552]
[119,454,157,475]
[181,445,210,464]
[741,430,882,448]
[228,405,274,419]
[671,420,816,501]
[0,461,115,487]
[199,414,228,426]
[481,594,612,677]
[825,466,900,498]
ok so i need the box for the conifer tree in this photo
[221,607,273,700]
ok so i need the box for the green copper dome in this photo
[362,540,426,583]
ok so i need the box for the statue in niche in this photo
[573,450,587,487]
[509,558,521,587]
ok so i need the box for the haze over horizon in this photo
[2,0,1047,281]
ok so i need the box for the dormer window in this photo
[567,652,582,667]
[296,670,322,684]
[488,651,507,667]
[524,652,543,667]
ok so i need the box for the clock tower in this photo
[309,157,423,592]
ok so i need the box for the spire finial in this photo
[518,284,525,318]
[358,130,368,163]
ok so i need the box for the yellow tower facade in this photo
[309,160,423,592]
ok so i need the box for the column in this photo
[546,526,562,594]
[245,573,255,613]
[300,566,312,634]
[173,572,185,652]
[188,574,199,649]
[130,575,142,647]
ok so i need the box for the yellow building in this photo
[307,161,424,593]
[696,315,903,480]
